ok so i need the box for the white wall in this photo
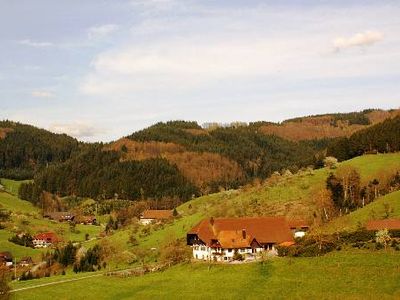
[192,244,268,262]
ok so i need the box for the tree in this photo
[172,208,178,217]
[159,236,191,266]
[128,233,139,246]
[375,229,391,250]
[0,266,10,300]
[323,156,338,169]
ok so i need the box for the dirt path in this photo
[10,273,104,293]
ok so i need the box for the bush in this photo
[277,237,337,257]
[339,230,375,243]
[233,251,244,261]
[389,230,400,238]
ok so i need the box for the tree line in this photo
[327,116,400,161]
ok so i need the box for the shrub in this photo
[233,251,244,261]
[339,230,375,243]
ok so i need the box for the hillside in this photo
[126,120,316,180]
[0,121,80,179]
[105,138,244,192]
[259,108,400,141]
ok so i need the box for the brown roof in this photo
[216,230,254,248]
[188,217,294,247]
[45,212,75,221]
[366,219,400,230]
[141,210,173,220]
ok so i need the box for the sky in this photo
[0,0,399,142]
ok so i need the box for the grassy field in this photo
[10,250,400,299]
[0,178,32,196]
[0,191,38,215]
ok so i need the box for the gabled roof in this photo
[33,232,61,243]
[366,219,400,230]
[188,217,294,247]
[141,210,173,220]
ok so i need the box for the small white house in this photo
[32,232,60,248]
[139,210,173,225]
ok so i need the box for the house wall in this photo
[294,231,306,238]
[139,218,154,225]
[192,244,267,262]
[33,239,51,248]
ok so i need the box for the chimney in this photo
[210,217,214,226]
[242,229,246,239]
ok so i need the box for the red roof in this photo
[141,210,173,220]
[33,232,61,243]
[366,219,400,230]
[189,217,294,247]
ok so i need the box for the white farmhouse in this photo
[139,210,173,225]
[187,217,300,262]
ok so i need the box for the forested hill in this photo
[327,115,400,161]
[0,120,80,179]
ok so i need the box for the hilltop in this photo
[259,108,400,141]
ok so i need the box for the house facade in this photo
[187,217,301,262]
[139,210,173,225]
[44,211,75,222]
[0,251,13,267]
[33,232,61,248]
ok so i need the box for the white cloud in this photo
[48,122,105,138]
[87,24,119,40]
[31,90,55,98]
[18,39,54,48]
[333,30,384,51]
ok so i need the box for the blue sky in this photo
[1,0,399,141]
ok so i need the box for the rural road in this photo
[10,273,104,293]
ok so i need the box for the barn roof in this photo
[188,217,294,247]
[366,219,400,230]
[141,210,173,220]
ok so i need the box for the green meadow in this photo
[10,250,400,300]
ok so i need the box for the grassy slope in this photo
[0,178,32,196]
[11,250,400,300]
[323,190,400,233]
